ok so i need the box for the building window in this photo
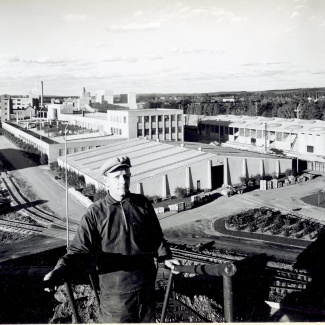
[307,145,314,153]
[81,147,85,151]
[257,130,262,138]
[171,115,176,121]
[123,116,126,123]
[164,116,169,121]
[158,116,162,122]
[165,127,169,133]
[225,127,229,135]
[152,129,156,135]
[171,127,176,133]
[158,128,162,134]
[177,127,182,133]
[144,116,149,123]
[137,129,143,136]
[177,115,182,121]
[229,127,234,135]
[137,116,143,123]
[151,116,156,122]
[145,129,149,135]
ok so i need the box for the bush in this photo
[239,176,248,185]
[284,168,293,177]
[50,161,59,171]
[94,189,107,201]
[174,186,187,198]
[82,184,96,197]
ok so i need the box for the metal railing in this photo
[160,262,237,323]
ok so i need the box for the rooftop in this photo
[59,138,220,185]
[188,115,325,134]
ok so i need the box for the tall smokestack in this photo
[41,81,44,109]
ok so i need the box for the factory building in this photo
[57,138,223,197]
[196,115,325,157]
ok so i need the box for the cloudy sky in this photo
[0,0,324,96]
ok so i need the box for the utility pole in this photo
[294,103,301,174]
[65,124,69,249]
[264,123,267,151]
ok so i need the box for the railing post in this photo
[160,270,174,323]
[64,281,81,324]
[223,275,234,322]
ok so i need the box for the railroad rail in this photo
[170,246,312,300]
[2,176,60,224]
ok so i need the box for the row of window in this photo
[110,115,127,123]
[137,126,182,136]
[137,115,182,123]
[111,128,122,135]
[59,145,102,156]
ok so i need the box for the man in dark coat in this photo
[44,156,179,323]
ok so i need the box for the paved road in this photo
[159,176,325,230]
[0,135,87,223]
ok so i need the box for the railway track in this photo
[2,176,60,225]
[170,246,312,297]
[0,173,79,238]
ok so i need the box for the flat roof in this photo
[188,114,325,134]
[60,138,220,186]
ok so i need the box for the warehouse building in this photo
[57,138,292,198]
[196,115,325,157]
[58,138,223,197]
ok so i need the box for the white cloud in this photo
[108,22,161,32]
[134,10,144,17]
[64,14,89,22]
[290,11,301,19]
[0,55,19,63]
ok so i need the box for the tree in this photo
[174,187,187,198]
[94,188,107,201]
[82,184,96,197]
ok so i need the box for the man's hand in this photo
[164,258,181,274]
[43,265,66,292]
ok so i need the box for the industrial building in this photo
[195,115,325,157]
[47,106,184,141]
[57,138,223,197]
[57,138,292,197]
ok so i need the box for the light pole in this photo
[294,103,301,174]
[64,124,69,249]
[264,123,267,151]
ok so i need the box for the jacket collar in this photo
[106,191,131,205]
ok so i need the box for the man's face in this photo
[103,168,131,200]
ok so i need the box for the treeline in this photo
[2,129,48,165]
[138,89,325,120]
[184,98,325,120]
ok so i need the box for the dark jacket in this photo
[56,191,171,293]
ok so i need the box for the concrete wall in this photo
[129,159,214,197]
[223,156,292,186]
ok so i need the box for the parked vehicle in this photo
[220,184,247,197]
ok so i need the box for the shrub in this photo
[50,161,59,171]
[239,176,248,185]
[94,189,107,201]
[284,168,292,177]
[174,186,187,198]
[82,184,96,197]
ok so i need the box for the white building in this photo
[197,115,325,157]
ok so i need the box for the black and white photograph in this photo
[1,0,325,323]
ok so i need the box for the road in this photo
[0,135,87,223]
